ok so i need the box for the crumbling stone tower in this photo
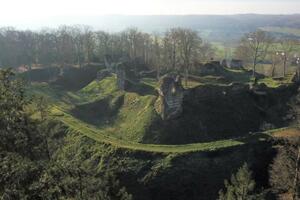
[157,74,184,120]
[116,63,126,90]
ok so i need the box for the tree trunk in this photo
[252,59,257,78]
[271,63,276,77]
[283,57,287,77]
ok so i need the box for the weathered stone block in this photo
[157,74,184,120]
[116,63,127,90]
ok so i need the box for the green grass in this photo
[75,75,124,105]
[53,106,269,154]
[141,78,159,88]
[26,83,80,108]
[31,76,158,143]
[28,73,291,154]
[91,91,158,142]
[257,75,293,88]
[211,42,237,60]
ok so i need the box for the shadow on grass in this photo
[125,80,157,96]
[70,94,124,126]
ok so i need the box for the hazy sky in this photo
[0,0,299,28]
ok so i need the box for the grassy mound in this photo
[28,69,298,147]
[52,106,270,153]
[54,123,274,200]
[25,69,298,200]
[67,75,159,142]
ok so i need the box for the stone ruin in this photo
[220,59,228,68]
[116,63,127,90]
[229,59,243,69]
[221,59,243,69]
[96,69,112,82]
[104,54,115,72]
[96,63,128,90]
[157,74,184,120]
[96,55,132,90]
[198,61,224,76]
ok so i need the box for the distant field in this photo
[211,42,237,60]
[212,26,300,60]
[261,26,300,37]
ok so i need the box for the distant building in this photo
[16,65,30,73]
[198,61,224,75]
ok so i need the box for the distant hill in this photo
[25,14,300,43]
[97,14,300,31]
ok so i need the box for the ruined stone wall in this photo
[157,75,184,120]
[104,55,115,72]
[147,82,299,144]
[116,63,126,90]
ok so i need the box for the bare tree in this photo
[70,25,85,67]
[163,28,180,71]
[279,38,297,77]
[269,43,281,77]
[177,28,201,86]
[199,41,216,63]
[82,25,94,65]
[270,137,300,200]
[95,30,111,62]
[235,30,273,78]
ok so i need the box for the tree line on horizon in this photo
[0,25,299,80]
[0,25,214,70]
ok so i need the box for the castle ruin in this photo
[157,74,184,120]
[116,63,127,90]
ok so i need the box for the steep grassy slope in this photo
[70,76,159,142]
[23,67,300,200]
[26,76,275,153]
[53,125,277,200]
[27,69,298,147]
[54,106,270,153]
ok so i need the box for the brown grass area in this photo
[273,128,300,138]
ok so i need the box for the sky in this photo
[0,0,299,28]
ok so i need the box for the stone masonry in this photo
[157,74,184,120]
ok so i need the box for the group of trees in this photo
[269,137,300,200]
[0,25,97,68]
[0,69,132,199]
[218,137,300,200]
[0,26,215,79]
[1,26,298,81]
[235,30,299,78]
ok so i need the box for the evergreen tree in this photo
[218,163,257,200]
